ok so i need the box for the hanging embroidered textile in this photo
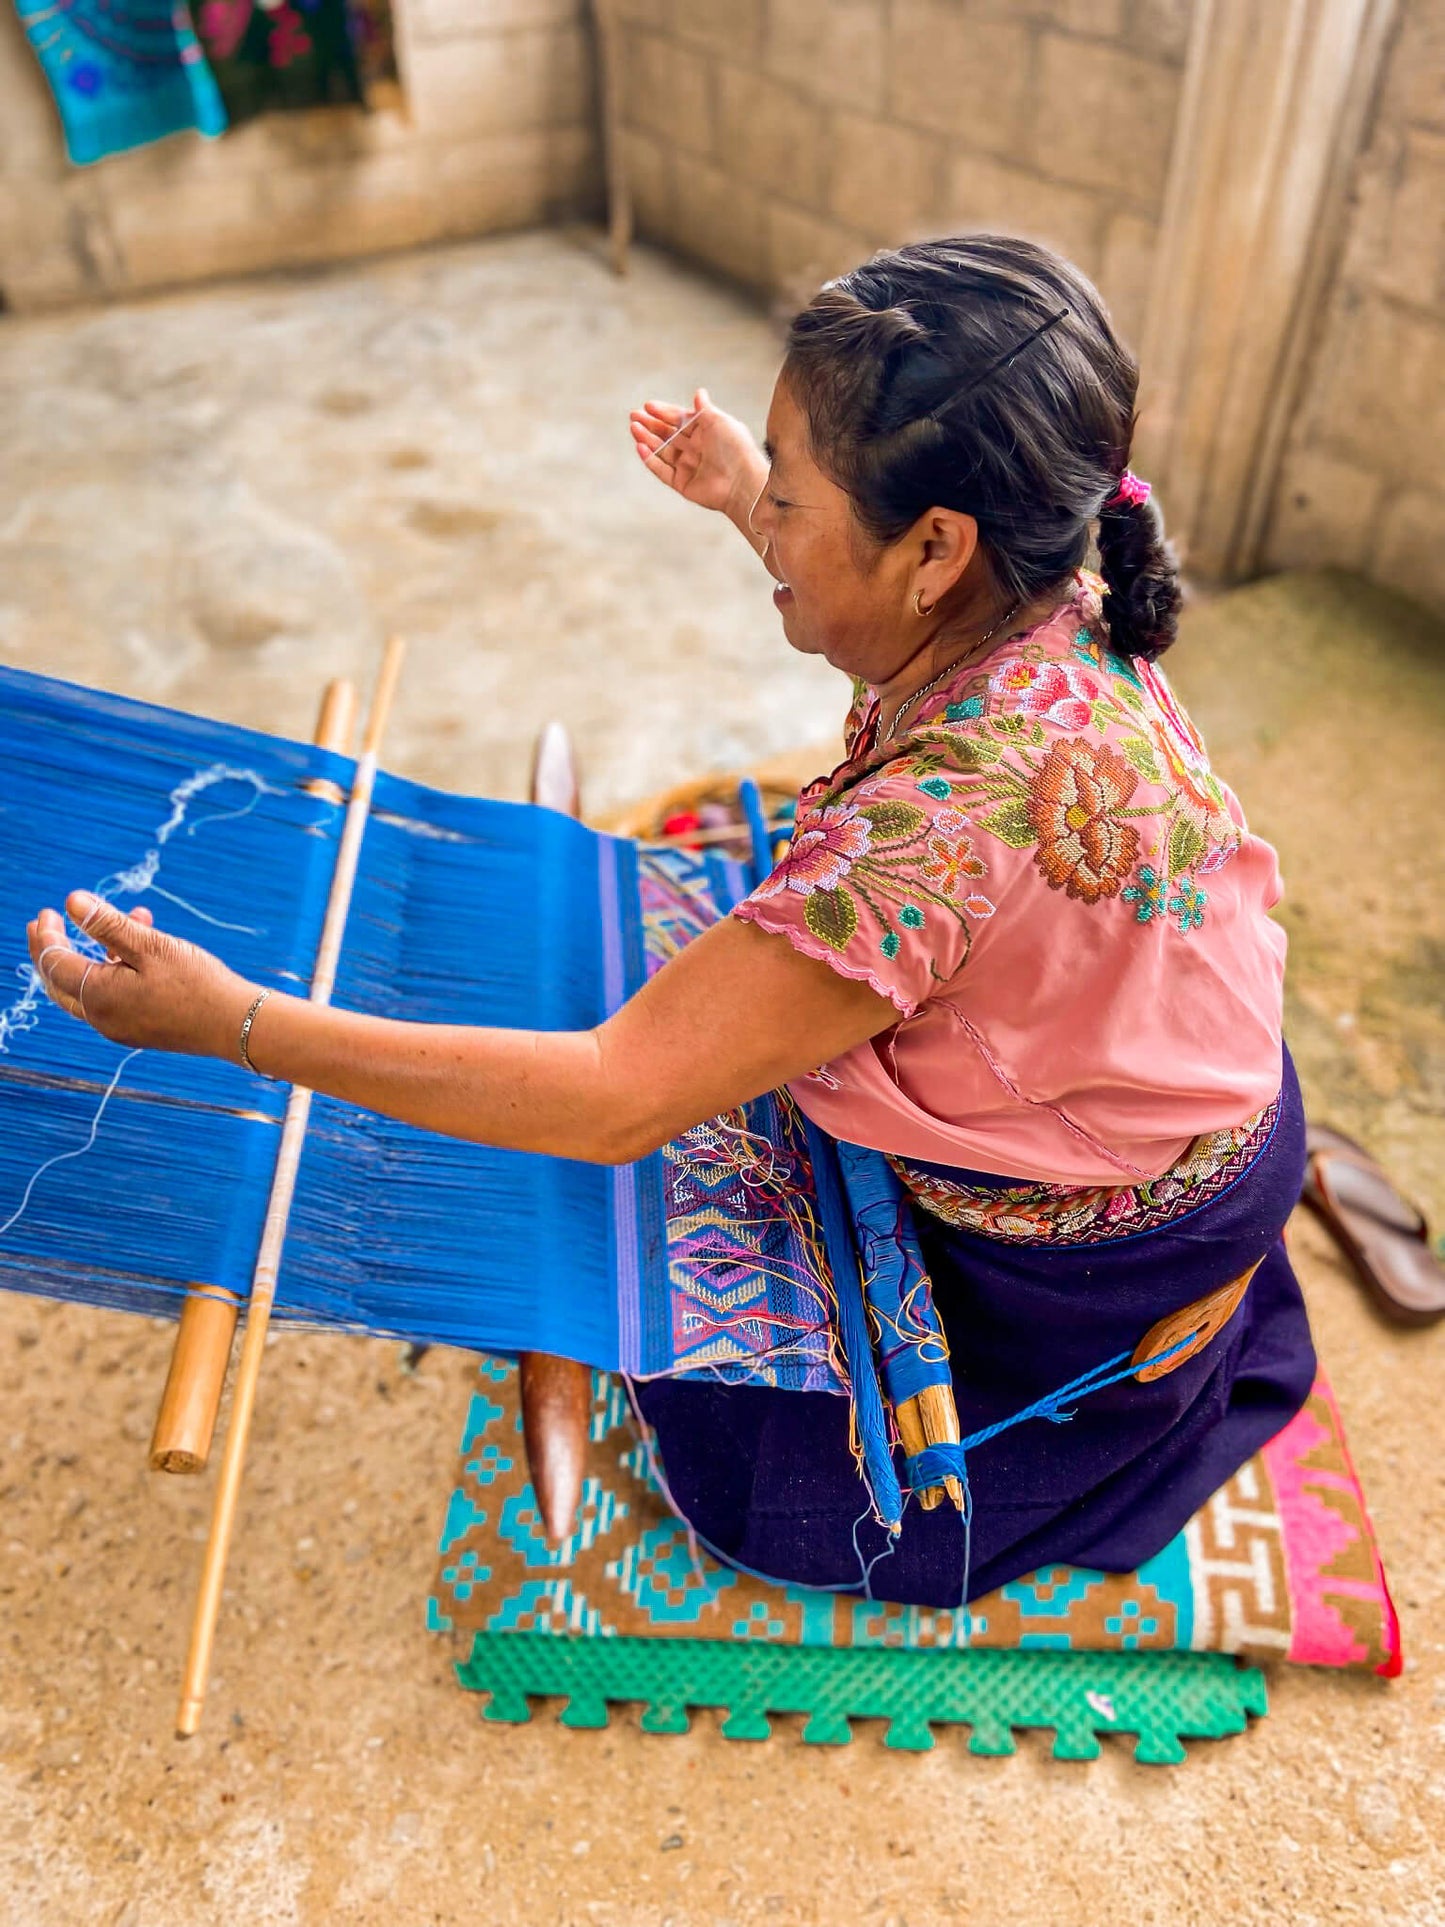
[194,0,397,123]
[13,0,227,166]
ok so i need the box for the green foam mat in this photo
[457,1633,1266,1763]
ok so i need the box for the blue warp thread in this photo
[834,1140,953,1410]
[0,665,645,1361]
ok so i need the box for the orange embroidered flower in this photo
[1027,738,1140,902]
[920,829,987,898]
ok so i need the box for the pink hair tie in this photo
[1104,468,1151,510]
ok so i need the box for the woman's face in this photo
[749,375,979,689]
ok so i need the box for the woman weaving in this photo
[27,237,1313,1605]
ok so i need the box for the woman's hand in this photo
[26,891,255,1061]
[629,387,768,535]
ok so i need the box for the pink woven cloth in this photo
[735,574,1287,1186]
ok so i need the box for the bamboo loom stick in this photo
[894,1383,965,1515]
[591,0,632,276]
[175,639,404,1738]
[520,720,593,1545]
[149,678,359,1476]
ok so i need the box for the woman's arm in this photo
[28,893,896,1165]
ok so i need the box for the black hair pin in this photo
[926,306,1072,422]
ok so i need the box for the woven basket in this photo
[601,743,839,841]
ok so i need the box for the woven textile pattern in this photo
[430,1360,1400,1675]
[639,850,842,1393]
[889,1096,1280,1243]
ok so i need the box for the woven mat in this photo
[423,1360,1399,1759]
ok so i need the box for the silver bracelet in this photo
[238,987,274,1078]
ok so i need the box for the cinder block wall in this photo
[1262,3,1445,618]
[616,0,1195,348]
[0,0,599,311]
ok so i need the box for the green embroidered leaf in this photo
[804,887,859,952]
[976,770,1029,802]
[904,746,951,774]
[954,737,1003,768]
[979,798,1036,849]
[1120,735,1164,785]
[990,715,1031,741]
[1167,815,1205,877]
[857,800,926,839]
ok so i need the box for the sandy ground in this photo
[1,234,1443,1927]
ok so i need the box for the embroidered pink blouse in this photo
[733,574,1286,1186]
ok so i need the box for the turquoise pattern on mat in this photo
[486,1580,607,1639]
[609,1523,739,1625]
[459,1390,505,1453]
[15,0,227,165]
[1002,1566,1101,1619]
[431,1364,1216,1657]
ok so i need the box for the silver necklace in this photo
[882,601,1022,741]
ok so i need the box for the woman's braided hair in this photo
[783,234,1182,659]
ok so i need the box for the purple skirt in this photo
[636,1051,1314,1606]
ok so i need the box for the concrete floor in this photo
[1,233,1443,1927]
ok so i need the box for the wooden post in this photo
[148,680,359,1475]
[175,643,402,1737]
[520,721,592,1545]
[591,0,632,276]
[1134,0,1398,580]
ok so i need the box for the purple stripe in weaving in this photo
[599,838,642,1372]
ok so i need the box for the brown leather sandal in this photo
[1302,1124,1445,1326]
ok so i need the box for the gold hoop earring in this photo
[913,590,934,618]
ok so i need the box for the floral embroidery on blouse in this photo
[918,620,1241,927]
[750,792,995,968]
[736,574,1246,1013]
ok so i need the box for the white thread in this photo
[0,1049,142,1241]
[0,762,279,1056]
[35,943,71,986]
[852,1498,900,1600]
[145,883,260,935]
